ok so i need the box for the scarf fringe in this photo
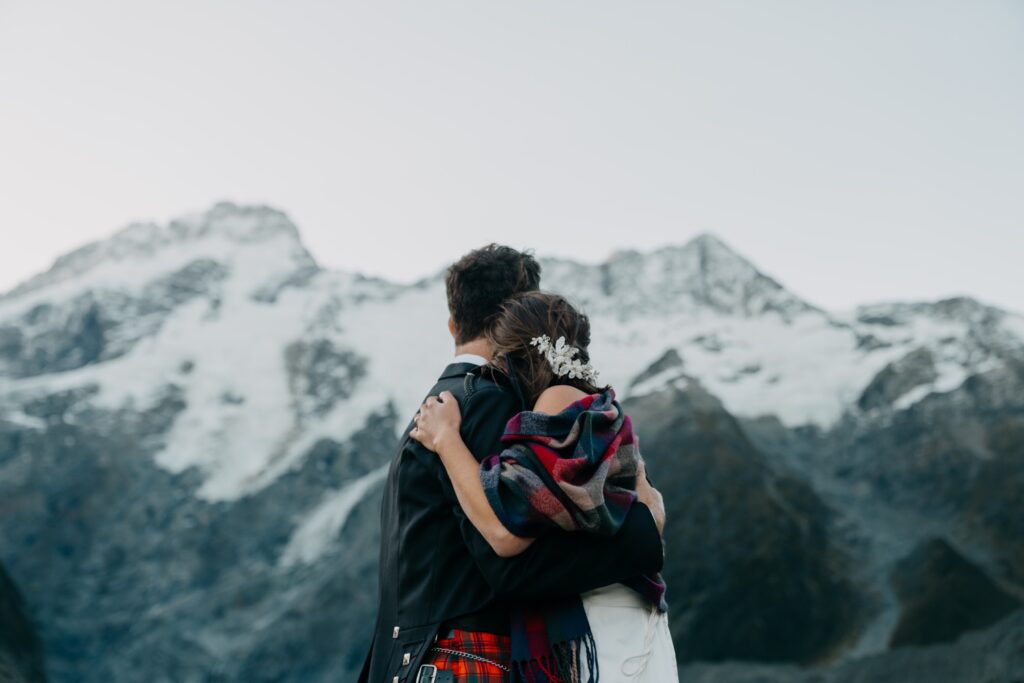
[512,631,599,683]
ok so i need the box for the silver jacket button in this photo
[402,652,411,665]
[393,625,400,638]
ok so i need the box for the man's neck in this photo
[454,338,492,362]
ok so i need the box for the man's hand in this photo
[635,459,665,535]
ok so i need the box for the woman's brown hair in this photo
[481,290,610,409]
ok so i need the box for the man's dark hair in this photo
[445,244,541,344]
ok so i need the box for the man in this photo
[358,244,666,683]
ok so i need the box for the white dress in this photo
[579,583,679,683]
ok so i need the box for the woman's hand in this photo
[410,390,462,454]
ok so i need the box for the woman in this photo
[410,290,679,683]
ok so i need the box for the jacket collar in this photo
[438,361,485,381]
[452,352,488,365]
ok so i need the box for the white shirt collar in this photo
[452,353,488,366]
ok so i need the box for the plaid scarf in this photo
[480,386,668,683]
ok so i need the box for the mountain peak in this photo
[167,202,306,245]
[681,231,759,273]
[3,203,316,301]
[544,231,819,321]
[686,230,734,251]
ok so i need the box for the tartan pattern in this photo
[481,386,667,611]
[477,386,668,681]
[426,628,512,682]
[481,387,638,537]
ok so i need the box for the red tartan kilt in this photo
[426,628,512,682]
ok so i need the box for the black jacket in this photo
[358,361,665,683]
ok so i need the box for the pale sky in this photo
[1,1,1021,313]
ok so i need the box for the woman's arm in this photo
[411,391,534,557]
[435,430,534,557]
[433,386,666,598]
[412,384,627,556]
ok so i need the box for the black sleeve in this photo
[431,386,665,599]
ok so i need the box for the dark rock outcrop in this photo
[889,538,1020,648]
[0,563,46,682]
[966,393,1024,585]
[856,347,937,412]
[630,348,684,387]
[680,608,1024,682]
[624,378,862,664]
[0,388,391,681]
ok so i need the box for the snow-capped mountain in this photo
[0,203,1021,682]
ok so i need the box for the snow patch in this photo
[625,368,689,399]
[0,410,47,430]
[279,465,388,567]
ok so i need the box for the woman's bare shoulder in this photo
[533,384,590,414]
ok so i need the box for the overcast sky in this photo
[1,1,1021,312]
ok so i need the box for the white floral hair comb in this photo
[529,334,600,384]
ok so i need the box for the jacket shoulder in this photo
[464,364,520,408]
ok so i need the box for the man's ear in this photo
[447,316,457,340]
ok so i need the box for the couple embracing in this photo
[359,245,678,683]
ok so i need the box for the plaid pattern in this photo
[426,628,512,682]
[478,386,668,682]
[481,386,667,611]
[481,387,637,537]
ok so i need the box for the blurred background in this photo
[1,2,1022,681]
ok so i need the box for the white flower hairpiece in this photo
[529,334,600,384]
